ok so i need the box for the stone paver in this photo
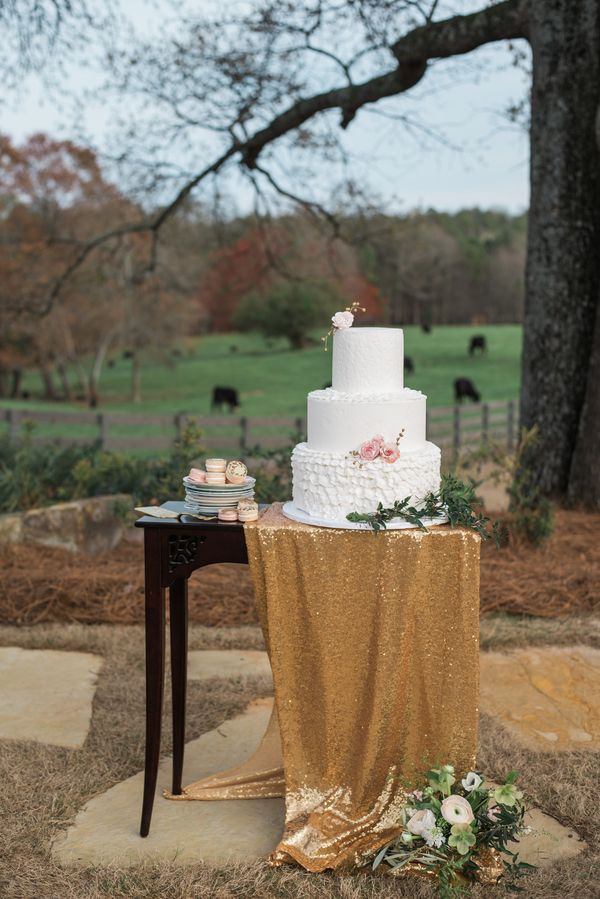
[52,698,285,866]
[480,646,600,751]
[0,647,102,748]
[188,649,271,682]
[53,697,585,870]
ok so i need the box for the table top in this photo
[135,500,261,530]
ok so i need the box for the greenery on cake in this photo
[368,764,534,897]
[347,473,502,542]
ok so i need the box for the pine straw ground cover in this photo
[0,509,598,626]
[0,618,599,899]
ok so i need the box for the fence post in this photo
[294,417,304,441]
[507,399,516,451]
[453,405,461,456]
[6,409,20,441]
[96,413,107,450]
[481,403,489,442]
[174,413,187,442]
[240,416,248,453]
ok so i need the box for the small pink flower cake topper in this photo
[322,300,366,350]
[352,430,404,465]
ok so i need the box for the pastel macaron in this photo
[205,458,227,473]
[238,508,258,522]
[188,467,207,483]
[237,499,259,522]
[226,460,248,485]
[217,508,238,522]
[206,472,226,485]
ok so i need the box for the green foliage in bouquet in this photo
[370,765,535,897]
[347,473,502,542]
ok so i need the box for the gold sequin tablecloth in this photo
[176,503,481,871]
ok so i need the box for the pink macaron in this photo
[206,472,226,485]
[188,468,207,483]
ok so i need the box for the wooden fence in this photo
[0,400,518,454]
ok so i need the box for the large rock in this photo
[0,494,131,555]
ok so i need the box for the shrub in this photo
[0,423,205,513]
[233,279,341,349]
[455,426,554,547]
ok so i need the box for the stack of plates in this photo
[183,475,256,515]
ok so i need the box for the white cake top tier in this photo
[332,327,404,394]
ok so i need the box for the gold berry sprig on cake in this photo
[322,301,366,351]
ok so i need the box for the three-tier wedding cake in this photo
[289,325,441,523]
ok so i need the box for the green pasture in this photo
[6,325,522,421]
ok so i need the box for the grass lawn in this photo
[8,325,522,420]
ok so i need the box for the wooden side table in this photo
[134,501,250,837]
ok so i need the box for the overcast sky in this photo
[2,3,531,215]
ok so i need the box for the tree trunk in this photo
[569,299,600,505]
[131,350,141,403]
[56,364,73,401]
[9,369,21,399]
[40,367,57,400]
[520,0,600,499]
[72,360,89,399]
[88,335,113,408]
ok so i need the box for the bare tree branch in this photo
[37,0,528,314]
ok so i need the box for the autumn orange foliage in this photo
[195,218,382,331]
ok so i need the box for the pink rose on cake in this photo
[331,310,354,330]
[359,437,382,461]
[380,442,400,463]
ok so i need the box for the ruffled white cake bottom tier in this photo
[291,441,441,521]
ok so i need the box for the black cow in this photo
[469,335,487,356]
[211,386,240,412]
[404,356,415,375]
[454,378,481,404]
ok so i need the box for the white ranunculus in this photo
[461,772,483,792]
[440,795,475,825]
[407,808,436,836]
[331,310,354,330]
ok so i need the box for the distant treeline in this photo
[196,208,527,330]
[0,134,525,404]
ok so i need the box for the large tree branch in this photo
[37,0,527,315]
[391,0,528,64]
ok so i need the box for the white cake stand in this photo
[282,501,449,531]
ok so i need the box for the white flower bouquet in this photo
[371,765,534,897]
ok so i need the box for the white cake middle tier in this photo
[307,387,427,453]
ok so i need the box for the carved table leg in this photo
[169,576,188,796]
[140,529,165,837]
